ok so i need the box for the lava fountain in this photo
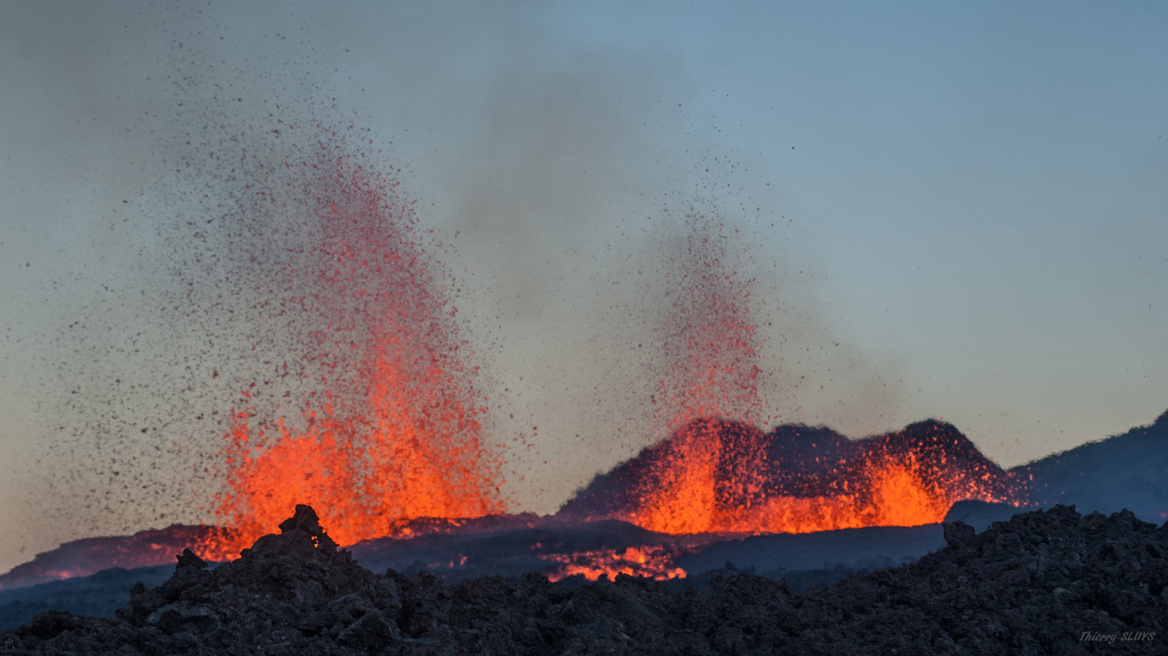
[558,209,1024,540]
[3,188,1028,588]
[203,135,505,551]
[615,208,767,536]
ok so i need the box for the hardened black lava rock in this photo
[2,504,1165,655]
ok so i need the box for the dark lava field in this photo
[2,503,1165,655]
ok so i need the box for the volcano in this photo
[559,417,1023,535]
[3,410,1167,649]
[1,416,1019,591]
[5,410,1166,597]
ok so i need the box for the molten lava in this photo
[562,417,1024,535]
[536,545,687,583]
[560,210,1022,535]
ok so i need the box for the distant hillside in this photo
[0,565,173,631]
[1013,409,1168,522]
[0,525,235,591]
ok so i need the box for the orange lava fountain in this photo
[620,419,1021,536]
[559,209,1023,536]
[209,143,504,550]
[633,210,763,532]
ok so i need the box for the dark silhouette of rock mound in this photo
[3,504,1165,654]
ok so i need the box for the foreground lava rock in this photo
[2,504,1165,655]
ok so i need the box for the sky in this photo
[1,0,1166,573]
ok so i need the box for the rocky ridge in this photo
[1,504,1165,655]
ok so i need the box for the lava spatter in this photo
[562,417,1024,535]
[629,210,769,534]
[652,209,765,432]
[205,137,505,549]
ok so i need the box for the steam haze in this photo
[2,0,1166,574]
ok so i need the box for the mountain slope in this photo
[1014,409,1168,521]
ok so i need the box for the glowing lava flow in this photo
[536,545,688,582]
[210,143,504,550]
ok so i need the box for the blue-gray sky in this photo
[1,0,1165,572]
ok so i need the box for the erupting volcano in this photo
[210,148,505,550]
[124,140,1026,586]
[195,172,1023,562]
[560,417,1022,537]
[136,115,513,560]
[6,6,1167,652]
[0,99,1065,602]
[552,208,1022,539]
[0,65,1046,588]
[9,123,1034,583]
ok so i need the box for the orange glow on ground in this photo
[538,545,687,582]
